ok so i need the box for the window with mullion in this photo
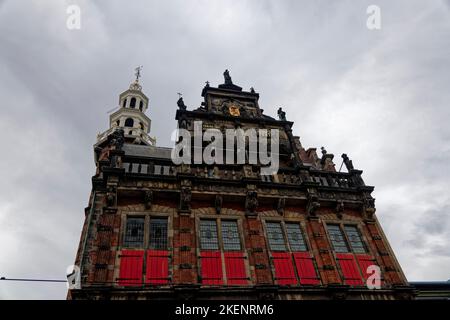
[221,220,241,251]
[285,223,307,252]
[200,220,219,250]
[149,217,168,250]
[327,224,350,253]
[124,217,145,247]
[266,222,287,251]
[343,225,366,254]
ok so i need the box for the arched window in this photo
[139,101,144,111]
[122,98,127,108]
[116,120,120,126]
[125,118,134,127]
[130,97,136,108]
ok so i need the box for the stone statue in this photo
[223,69,233,85]
[341,153,354,171]
[177,97,187,110]
[277,107,286,121]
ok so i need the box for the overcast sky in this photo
[0,0,449,299]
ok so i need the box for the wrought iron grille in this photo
[124,217,145,247]
[266,222,287,251]
[221,220,241,251]
[344,225,366,253]
[286,223,307,251]
[326,224,350,253]
[149,218,168,250]
[200,220,219,250]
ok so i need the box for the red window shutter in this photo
[200,251,223,285]
[293,252,320,285]
[118,250,144,286]
[146,250,169,285]
[336,253,364,286]
[272,252,297,285]
[224,252,248,285]
[356,254,378,282]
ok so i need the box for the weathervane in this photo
[177,92,183,98]
[135,66,143,81]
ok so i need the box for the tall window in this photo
[198,218,246,285]
[266,222,287,251]
[285,223,307,251]
[124,217,145,247]
[120,216,170,287]
[264,221,319,285]
[326,224,370,287]
[130,97,136,108]
[200,220,219,250]
[221,220,241,251]
[149,218,168,250]
[125,118,134,127]
[122,98,127,108]
[343,225,366,253]
[139,101,144,111]
[326,225,350,253]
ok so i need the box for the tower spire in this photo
[135,65,143,82]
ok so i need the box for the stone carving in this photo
[306,194,320,217]
[341,153,354,171]
[179,187,192,212]
[110,128,125,150]
[245,191,258,215]
[277,197,286,216]
[144,190,153,209]
[215,195,223,214]
[335,199,344,219]
[277,107,286,121]
[106,186,115,207]
[363,196,376,219]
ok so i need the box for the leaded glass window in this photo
[124,217,145,247]
[149,218,168,250]
[344,225,366,254]
[200,220,219,250]
[221,220,241,251]
[266,222,287,251]
[286,223,307,252]
[327,224,349,253]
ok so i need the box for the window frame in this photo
[324,222,368,255]
[197,216,245,252]
[262,219,310,253]
[121,213,171,250]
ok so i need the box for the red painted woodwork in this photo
[146,250,169,285]
[272,252,297,285]
[200,251,223,285]
[224,252,247,285]
[336,253,364,286]
[293,252,320,285]
[118,250,144,286]
[356,254,377,281]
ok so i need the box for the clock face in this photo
[228,105,240,116]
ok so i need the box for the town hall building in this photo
[68,70,415,300]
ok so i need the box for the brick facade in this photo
[68,72,415,300]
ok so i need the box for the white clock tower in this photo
[96,67,156,146]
